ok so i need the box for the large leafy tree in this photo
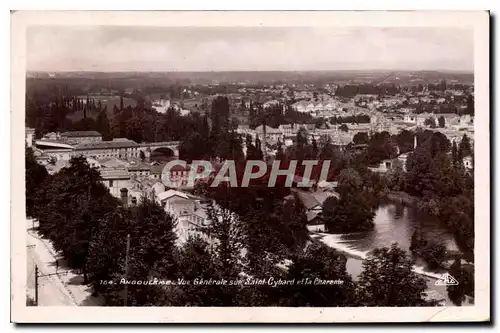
[393,129,415,154]
[353,132,369,145]
[165,235,246,306]
[179,132,212,163]
[210,96,231,136]
[198,200,243,306]
[87,199,178,306]
[447,258,475,306]
[324,168,375,233]
[86,206,133,303]
[96,108,112,140]
[420,241,447,270]
[202,200,243,279]
[356,243,430,306]
[25,147,49,217]
[405,142,434,197]
[35,156,119,282]
[271,243,355,307]
[438,116,446,128]
[365,131,398,166]
[465,94,474,116]
[125,198,178,305]
[458,134,473,158]
[404,129,474,258]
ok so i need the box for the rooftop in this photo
[255,125,282,135]
[60,131,102,137]
[151,162,167,175]
[100,168,130,180]
[75,138,138,150]
[128,162,152,171]
[293,189,321,210]
[35,140,74,150]
[157,189,189,202]
[312,191,340,204]
[437,113,461,118]
[98,157,131,168]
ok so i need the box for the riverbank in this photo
[385,191,418,206]
[309,230,457,305]
[309,230,443,280]
[384,192,472,261]
[309,231,367,261]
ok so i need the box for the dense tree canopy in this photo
[25,82,475,307]
[323,168,375,233]
[447,258,474,306]
[35,156,119,281]
[388,129,474,260]
[356,244,431,306]
[25,147,49,218]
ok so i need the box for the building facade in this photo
[26,127,35,147]
[60,131,103,145]
[73,138,141,159]
[100,167,131,198]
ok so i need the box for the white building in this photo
[255,125,283,141]
[152,99,171,114]
[100,167,131,198]
[463,156,473,171]
[26,127,35,147]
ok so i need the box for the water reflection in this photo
[339,203,458,254]
[332,203,461,305]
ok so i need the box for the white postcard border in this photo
[10,10,490,323]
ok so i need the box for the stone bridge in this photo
[138,141,180,158]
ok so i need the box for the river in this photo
[309,203,472,306]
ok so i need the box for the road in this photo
[26,234,75,306]
[26,219,102,306]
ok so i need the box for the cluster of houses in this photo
[402,113,473,130]
[55,152,340,244]
[28,119,474,244]
[237,123,354,154]
[292,100,342,114]
[30,130,180,165]
[236,109,473,159]
[151,98,191,116]
[28,131,343,244]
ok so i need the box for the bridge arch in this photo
[150,147,176,162]
[137,141,180,162]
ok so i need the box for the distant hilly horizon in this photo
[26,69,474,86]
[27,69,473,74]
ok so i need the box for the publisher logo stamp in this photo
[435,273,459,286]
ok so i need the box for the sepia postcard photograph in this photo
[10,10,490,323]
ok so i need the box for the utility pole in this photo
[124,233,131,306]
[34,265,38,306]
[262,119,268,162]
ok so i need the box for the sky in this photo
[26,26,474,72]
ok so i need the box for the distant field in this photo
[77,95,137,110]
[179,99,203,109]
[68,96,137,122]
[102,96,137,113]
[66,109,101,122]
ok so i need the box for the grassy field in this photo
[68,96,137,122]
